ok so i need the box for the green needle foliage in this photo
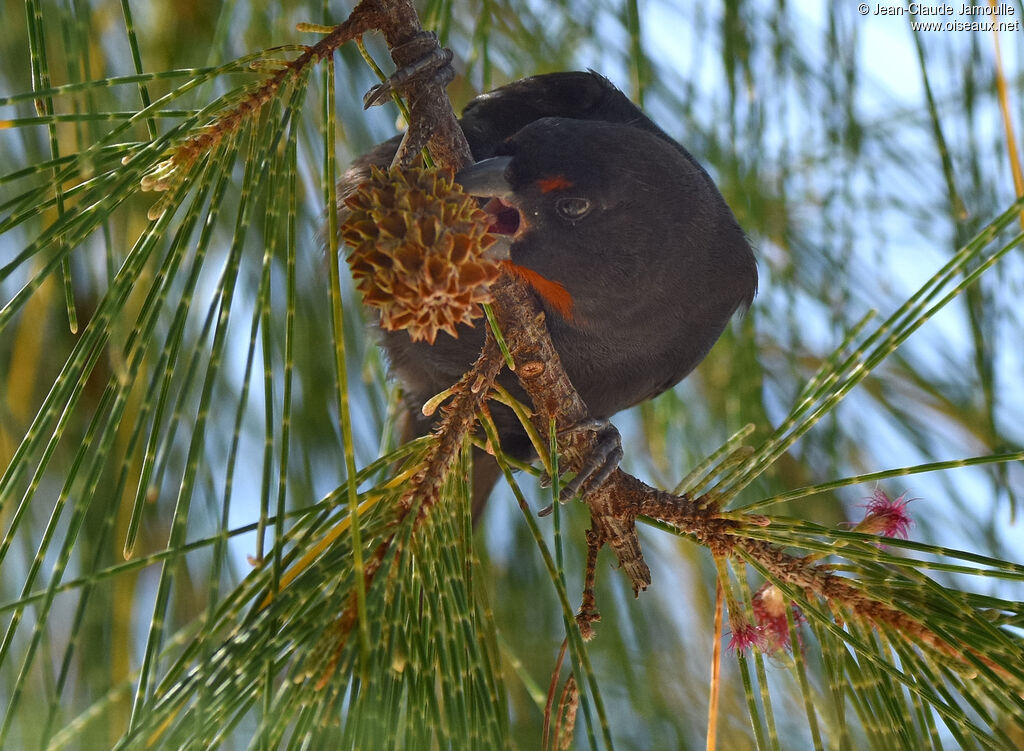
[1,2,1023,750]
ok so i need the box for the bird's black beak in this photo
[456,157,519,261]
[455,156,514,200]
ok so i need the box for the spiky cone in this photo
[341,165,501,344]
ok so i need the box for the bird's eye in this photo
[555,197,591,221]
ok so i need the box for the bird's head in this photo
[457,117,756,327]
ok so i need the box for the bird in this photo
[340,70,757,516]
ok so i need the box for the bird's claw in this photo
[558,418,623,501]
[538,418,623,516]
[362,31,455,109]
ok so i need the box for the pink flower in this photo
[856,489,915,539]
[752,583,803,652]
[727,619,766,652]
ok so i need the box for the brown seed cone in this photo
[341,165,501,344]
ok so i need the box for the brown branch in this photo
[351,0,699,613]
[349,0,496,520]
[487,278,656,594]
[363,0,474,170]
[341,0,975,662]
[398,330,503,516]
[733,537,972,663]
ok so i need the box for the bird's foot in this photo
[362,31,455,109]
[538,418,623,516]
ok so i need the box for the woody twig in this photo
[335,0,973,661]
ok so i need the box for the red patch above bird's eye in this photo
[537,175,573,193]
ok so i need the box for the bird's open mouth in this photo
[481,197,521,236]
[455,156,521,260]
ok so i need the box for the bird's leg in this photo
[539,417,623,515]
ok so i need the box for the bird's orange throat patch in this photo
[501,261,575,320]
